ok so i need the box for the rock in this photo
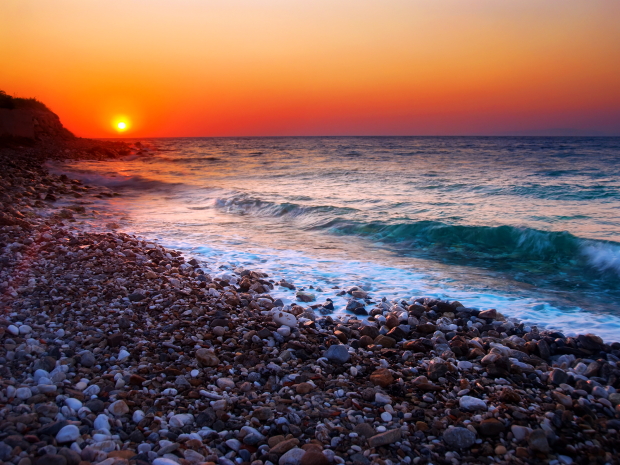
[58,447,81,465]
[498,388,521,404]
[403,340,429,353]
[609,393,620,406]
[94,414,110,431]
[427,359,448,381]
[170,413,193,427]
[552,391,573,407]
[253,407,273,421]
[56,425,80,443]
[277,326,291,337]
[370,368,394,387]
[346,300,364,312]
[196,348,220,367]
[15,387,32,400]
[37,420,69,437]
[537,339,551,360]
[279,448,305,465]
[353,423,375,438]
[334,330,348,343]
[19,325,32,335]
[577,334,604,351]
[85,399,105,413]
[416,324,437,334]
[153,459,182,465]
[324,345,350,363]
[0,443,12,461]
[79,351,95,367]
[271,438,300,455]
[528,429,550,453]
[300,451,329,465]
[459,396,486,410]
[273,310,298,328]
[216,378,235,389]
[511,425,531,441]
[36,456,67,465]
[479,418,505,436]
[373,335,396,348]
[241,426,265,445]
[386,326,406,342]
[107,332,123,347]
[584,361,601,378]
[443,427,476,449]
[296,291,315,303]
[361,326,379,339]
[495,445,507,455]
[108,400,129,416]
[296,382,313,394]
[449,336,469,357]
[549,368,569,385]
[128,292,145,302]
[367,429,401,448]
[478,309,497,319]
[375,392,392,404]
[64,398,82,410]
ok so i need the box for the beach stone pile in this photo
[1,149,620,465]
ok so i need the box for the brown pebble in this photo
[300,450,329,465]
[296,382,313,394]
[370,368,394,387]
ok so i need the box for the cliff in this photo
[0,91,74,140]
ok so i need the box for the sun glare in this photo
[117,122,126,130]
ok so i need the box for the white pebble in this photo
[94,414,110,431]
[19,325,32,335]
[133,410,145,423]
[56,424,80,443]
[65,398,83,410]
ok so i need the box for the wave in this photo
[213,194,620,282]
[49,168,182,191]
[327,220,620,276]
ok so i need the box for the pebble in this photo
[0,146,615,465]
[324,345,350,363]
[56,425,80,443]
[443,427,476,449]
[273,310,298,328]
[459,396,486,410]
[94,414,110,431]
[108,400,129,416]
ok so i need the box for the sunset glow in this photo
[117,122,126,130]
[2,0,619,137]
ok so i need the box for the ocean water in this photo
[54,137,620,341]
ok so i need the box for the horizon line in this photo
[91,133,620,140]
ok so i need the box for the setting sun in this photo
[117,121,126,130]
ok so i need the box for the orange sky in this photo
[2,0,620,137]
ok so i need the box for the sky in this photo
[1,0,620,137]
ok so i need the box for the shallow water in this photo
[54,136,620,341]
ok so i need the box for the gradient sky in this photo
[2,0,620,137]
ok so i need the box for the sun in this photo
[117,122,126,130]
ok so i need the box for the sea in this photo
[52,137,620,341]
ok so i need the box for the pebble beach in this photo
[1,141,620,465]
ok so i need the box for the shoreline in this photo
[0,145,619,465]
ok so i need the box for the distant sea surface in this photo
[56,137,620,341]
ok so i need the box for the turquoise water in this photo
[57,137,620,340]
